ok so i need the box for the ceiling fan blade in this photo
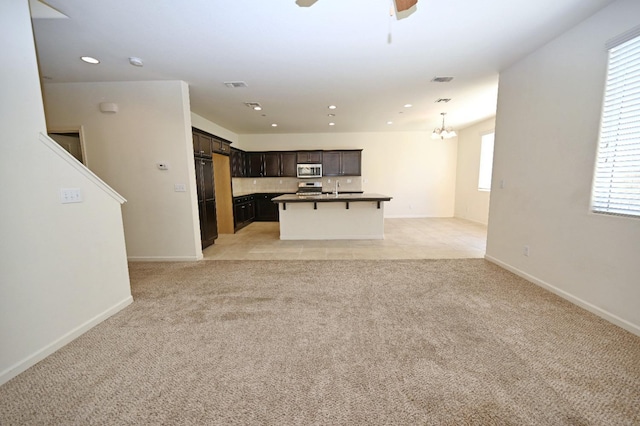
[394,0,417,12]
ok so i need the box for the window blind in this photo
[591,31,640,218]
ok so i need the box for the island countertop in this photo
[272,193,392,203]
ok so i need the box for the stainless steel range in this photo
[296,181,322,196]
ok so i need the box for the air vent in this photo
[224,81,248,88]
[431,76,454,83]
[244,102,262,110]
[435,98,451,103]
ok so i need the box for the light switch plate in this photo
[60,188,83,203]
[174,183,187,192]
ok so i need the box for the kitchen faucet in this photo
[334,180,340,196]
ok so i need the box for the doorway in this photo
[48,132,83,164]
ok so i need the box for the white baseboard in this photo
[0,296,133,386]
[128,255,202,262]
[485,255,640,337]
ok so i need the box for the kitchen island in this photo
[272,193,392,240]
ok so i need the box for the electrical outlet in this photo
[174,183,187,192]
[523,245,530,257]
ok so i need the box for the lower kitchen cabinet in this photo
[255,194,280,221]
[233,195,256,231]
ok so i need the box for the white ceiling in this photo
[31,0,615,134]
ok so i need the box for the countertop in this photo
[272,193,392,203]
[233,191,364,198]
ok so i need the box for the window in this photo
[478,132,495,191]
[591,28,640,218]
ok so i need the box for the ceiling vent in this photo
[431,76,454,83]
[435,98,451,103]
[244,102,262,110]
[224,81,248,88]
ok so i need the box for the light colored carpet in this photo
[1,259,639,425]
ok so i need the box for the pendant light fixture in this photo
[432,112,457,139]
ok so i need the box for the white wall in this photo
[239,132,458,218]
[454,117,495,225]
[486,0,640,335]
[191,112,239,145]
[0,0,132,384]
[44,81,202,261]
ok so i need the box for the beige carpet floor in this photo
[1,259,639,425]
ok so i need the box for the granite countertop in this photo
[233,191,364,198]
[272,193,391,203]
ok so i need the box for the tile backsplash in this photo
[232,177,362,196]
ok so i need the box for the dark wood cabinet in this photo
[233,195,256,231]
[246,152,264,177]
[255,194,280,221]
[211,137,231,155]
[230,148,245,177]
[195,157,217,248]
[280,152,297,177]
[297,151,322,164]
[245,152,298,177]
[322,150,362,176]
[193,128,232,157]
[263,153,280,177]
[193,133,213,158]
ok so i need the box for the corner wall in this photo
[454,117,495,225]
[486,0,640,334]
[239,132,458,218]
[0,0,132,384]
[44,81,202,261]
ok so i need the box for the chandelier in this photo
[431,112,457,139]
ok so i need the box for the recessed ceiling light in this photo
[253,106,262,111]
[329,122,335,126]
[80,56,100,64]
[128,57,144,67]
[328,113,335,117]
[328,105,337,110]
[404,104,412,108]
[387,121,393,125]
[271,123,278,127]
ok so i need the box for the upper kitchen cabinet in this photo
[322,150,362,176]
[263,152,280,177]
[230,148,245,177]
[246,152,264,177]
[297,151,323,164]
[246,151,297,177]
[193,128,233,157]
[193,132,212,158]
[211,137,231,155]
[280,152,297,177]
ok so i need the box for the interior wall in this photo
[191,112,239,145]
[239,132,458,218]
[43,81,202,261]
[454,117,495,225]
[486,0,640,334]
[0,0,131,385]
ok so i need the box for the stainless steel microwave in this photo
[297,163,322,178]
